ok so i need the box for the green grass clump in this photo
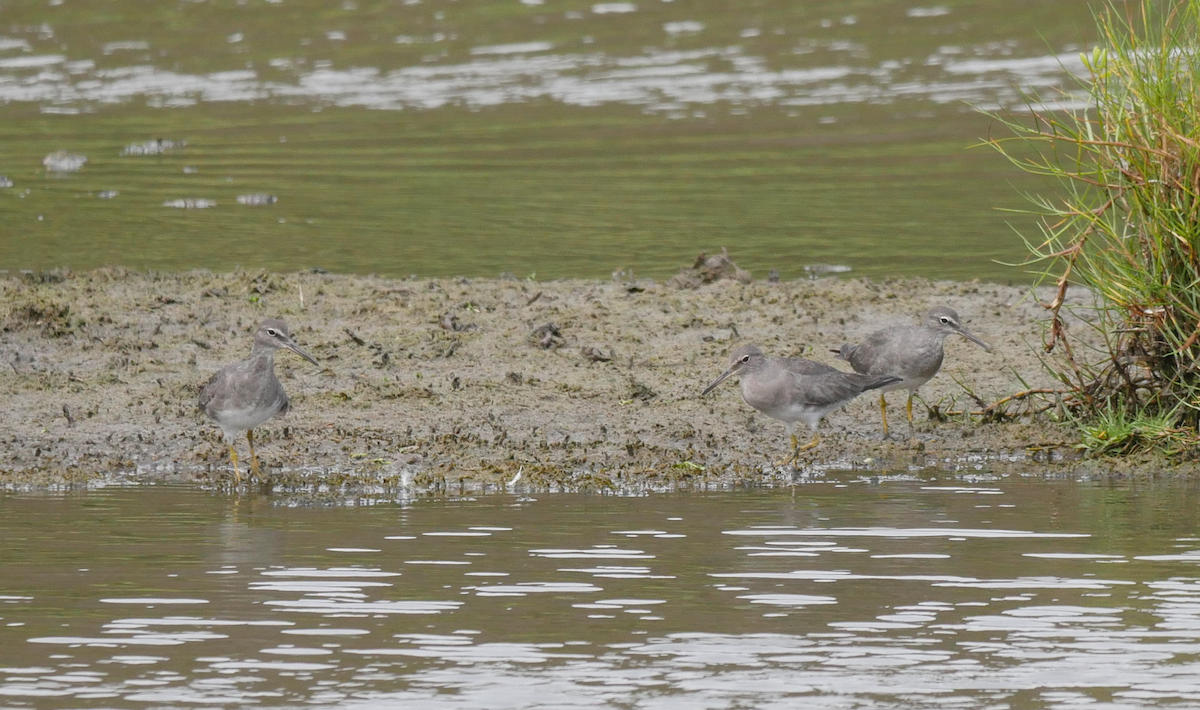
[986,0,1200,454]
[1076,403,1185,455]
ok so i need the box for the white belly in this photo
[212,403,281,435]
[766,401,840,431]
[878,375,933,394]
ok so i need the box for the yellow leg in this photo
[905,392,917,439]
[907,392,922,441]
[879,393,890,438]
[774,434,801,467]
[247,429,261,479]
[227,444,242,486]
[775,431,821,467]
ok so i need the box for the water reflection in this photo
[0,44,1087,113]
[0,0,1092,113]
[3,476,1200,707]
[0,0,1099,280]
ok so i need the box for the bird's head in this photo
[255,319,320,366]
[702,344,766,396]
[925,306,991,352]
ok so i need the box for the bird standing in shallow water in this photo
[702,344,900,465]
[834,306,991,439]
[199,319,319,484]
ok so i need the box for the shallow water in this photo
[4,474,1200,708]
[0,0,1098,281]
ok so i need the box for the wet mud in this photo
[0,268,1176,491]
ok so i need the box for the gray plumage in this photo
[702,344,900,462]
[199,319,319,483]
[834,306,990,437]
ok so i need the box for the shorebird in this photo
[199,319,319,484]
[702,344,900,465]
[834,306,991,438]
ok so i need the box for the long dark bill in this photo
[283,340,321,366]
[701,367,736,397]
[955,326,992,352]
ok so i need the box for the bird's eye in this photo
[267,328,278,336]
[940,317,951,325]
[740,355,751,363]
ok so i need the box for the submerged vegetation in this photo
[987,0,1200,456]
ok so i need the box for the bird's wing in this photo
[789,370,884,408]
[198,362,241,413]
[843,326,914,375]
[777,356,841,377]
[198,371,221,412]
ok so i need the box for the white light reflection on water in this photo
[250,581,394,593]
[558,565,675,579]
[263,599,462,615]
[0,45,1086,113]
[9,486,1200,707]
[531,546,655,559]
[724,526,1091,539]
[281,628,371,636]
[261,567,401,578]
[98,597,209,605]
[467,582,603,597]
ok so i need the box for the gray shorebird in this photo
[199,319,319,484]
[702,344,901,465]
[834,306,991,439]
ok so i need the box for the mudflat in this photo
[0,267,1116,490]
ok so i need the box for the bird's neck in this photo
[248,345,277,368]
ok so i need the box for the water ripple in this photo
[0,45,1085,113]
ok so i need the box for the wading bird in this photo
[834,306,991,438]
[702,344,900,465]
[199,319,319,484]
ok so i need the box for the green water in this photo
[4,478,1200,708]
[0,0,1098,281]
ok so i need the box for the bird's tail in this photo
[861,374,902,392]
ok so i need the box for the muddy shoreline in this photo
[0,268,1184,491]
